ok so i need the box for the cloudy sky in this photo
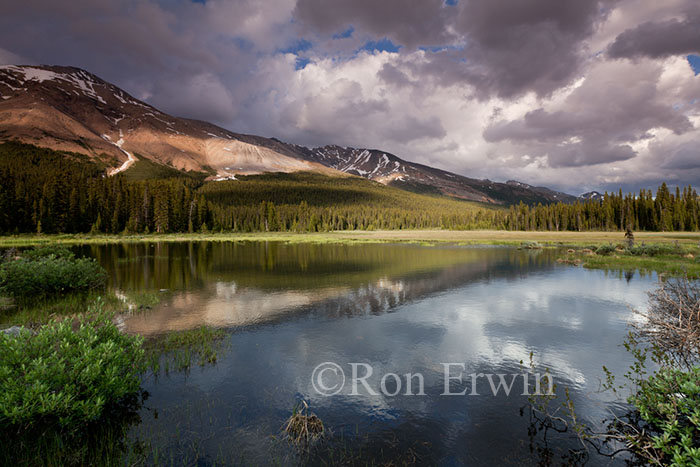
[1,0,699,194]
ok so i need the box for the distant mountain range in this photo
[0,64,581,205]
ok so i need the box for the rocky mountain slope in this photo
[0,65,334,179]
[0,64,577,205]
[300,145,577,204]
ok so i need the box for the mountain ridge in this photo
[0,64,577,205]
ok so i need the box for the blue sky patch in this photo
[687,55,700,76]
[280,39,313,55]
[419,44,465,54]
[295,57,311,70]
[333,26,354,40]
[359,38,401,54]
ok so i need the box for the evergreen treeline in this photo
[505,184,699,231]
[0,143,209,234]
[1,142,698,234]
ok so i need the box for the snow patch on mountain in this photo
[104,130,136,176]
[0,65,107,104]
[579,191,605,201]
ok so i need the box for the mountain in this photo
[0,64,576,205]
[0,65,334,179]
[579,191,605,202]
[298,146,577,204]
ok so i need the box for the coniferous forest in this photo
[1,141,698,234]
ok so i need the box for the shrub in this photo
[634,278,700,368]
[623,277,700,465]
[0,310,144,428]
[628,366,700,465]
[595,244,617,256]
[628,244,685,257]
[0,251,106,298]
[22,245,75,260]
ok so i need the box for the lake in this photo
[80,241,656,465]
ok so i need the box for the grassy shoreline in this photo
[2,229,700,247]
[583,254,700,276]
[3,230,700,278]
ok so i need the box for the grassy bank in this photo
[559,242,700,277]
[583,254,700,277]
[3,229,700,247]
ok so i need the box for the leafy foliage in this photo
[22,245,75,260]
[600,278,700,465]
[629,366,700,465]
[595,244,618,255]
[526,277,700,466]
[628,243,686,257]
[0,246,106,297]
[0,310,144,428]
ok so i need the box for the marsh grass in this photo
[0,291,124,328]
[128,290,162,309]
[557,243,700,277]
[285,424,437,466]
[519,241,543,249]
[4,230,700,248]
[144,326,227,374]
[584,254,700,277]
[283,401,326,450]
[114,289,162,313]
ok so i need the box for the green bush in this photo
[595,244,617,256]
[0,311,144,428]
[628,244,685,257]
[0,250,106,298]
[22,245,75,260]
[629,366,700,465]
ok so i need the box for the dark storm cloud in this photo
[608,9,700,59]
[293,0,454,49]
[0,0,294,126]
[0,0,226,121]
[0,0,217,72]
[295,0,616,99]
[659,140,700,170]
[450,0,616,98]
[483,59,694,167]
[546,141,636,167]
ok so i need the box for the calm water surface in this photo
[82,242,656,465]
